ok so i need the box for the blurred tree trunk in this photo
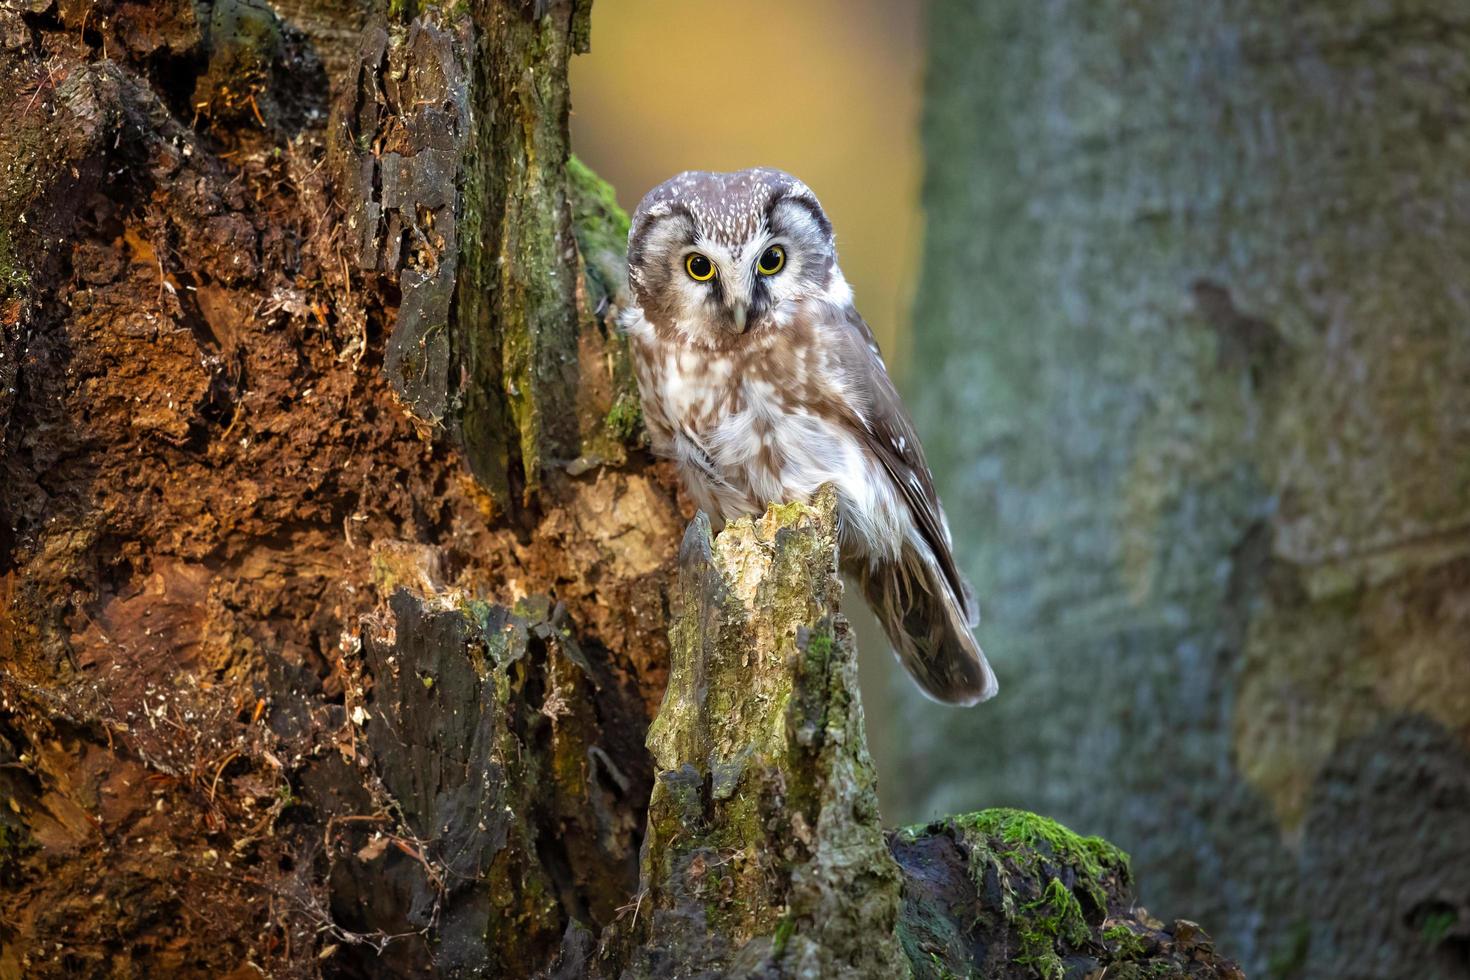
[903,2,1470,978]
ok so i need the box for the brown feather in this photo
[830,309,980,622]
[849,550,997,705]
[829,311,995,703]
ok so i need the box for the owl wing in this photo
[832,307,979,627]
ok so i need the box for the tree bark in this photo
[905,3,1470,978]
[0,2,679,976]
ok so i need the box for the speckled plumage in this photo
[622,168,996,704]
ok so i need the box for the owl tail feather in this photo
[855,548,998,706]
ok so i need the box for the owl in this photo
[622,168,996,705]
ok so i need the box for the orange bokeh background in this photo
[569,0,925,367]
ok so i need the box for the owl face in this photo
[627,169,836,350]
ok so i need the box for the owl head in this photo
[626,168,838,349]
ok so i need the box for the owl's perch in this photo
[604,490,1244,979]
[624,488,910,977]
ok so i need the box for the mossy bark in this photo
[332,0,635,505]
[624,490,910,978]
[904,3,1470,978]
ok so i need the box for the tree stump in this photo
[608,490,1245,980]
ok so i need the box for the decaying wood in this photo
[0,2,676,976]
[621,490,910,978]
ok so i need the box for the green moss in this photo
[950,807,1130,918]
[1421,909,1455,946]
[803,630,834,664]
[604,392,642,441]
[1028,878,1090,944]
[1103,924,1149,961]
[567,155,629,237]
[1014,877,1090,979]
[567,154,631,309]
[898,809,1134,977]
[455,10,588,501]
[772,914,796,956]
[955,809,1131,882]
[564,156,644,454]
[927,950,965,980]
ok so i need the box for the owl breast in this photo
[625,309,908,565]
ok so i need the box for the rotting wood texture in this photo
[0,2,677,976]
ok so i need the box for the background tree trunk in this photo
[902,3,1470,978]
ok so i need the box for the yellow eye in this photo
[756,244,785,276]
[686,253,716,281]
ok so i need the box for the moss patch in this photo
[565,155,645,456]
[1104,924,1150,961]
[567,153,631,310]
[955,808,1131,876]
[604,392,642,441]
[896,808,1141,978]
[1016,877,1091,977]
[953,809,1129,976]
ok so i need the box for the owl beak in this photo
[730,300,749,333]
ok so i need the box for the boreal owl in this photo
[622,168,996,705]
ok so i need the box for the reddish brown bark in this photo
[0,2,680,976]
